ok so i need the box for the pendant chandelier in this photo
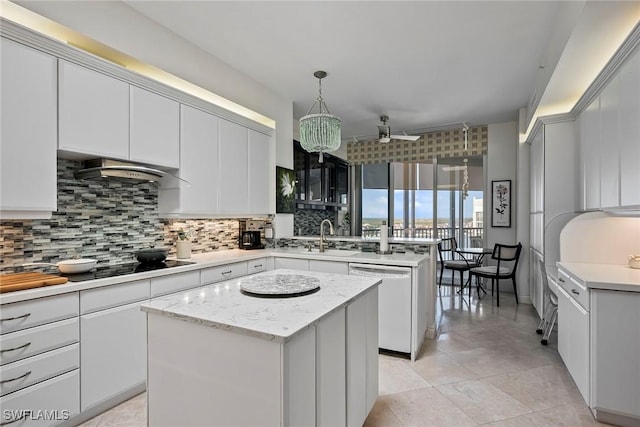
[299,71,341,163]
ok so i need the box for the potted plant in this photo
[176,228,192,259]
[341,212,351,236]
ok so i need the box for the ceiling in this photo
[124,1,582,141]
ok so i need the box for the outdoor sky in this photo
[362,190,483,219]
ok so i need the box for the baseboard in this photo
[595,408,640,427]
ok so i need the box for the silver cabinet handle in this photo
[0,370,31,384]
[571,289,580,296]
[254,264,263,269]
[558,278,565,282]
[221,271,232,276]
[0,342,31,353]
[0,313,31,322]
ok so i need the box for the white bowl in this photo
[629,258,640,269]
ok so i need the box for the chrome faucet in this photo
[319,219,334,253]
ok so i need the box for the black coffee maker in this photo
[240,230,264,250]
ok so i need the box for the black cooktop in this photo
[62,260,195,282]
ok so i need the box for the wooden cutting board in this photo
[0,272,68,293]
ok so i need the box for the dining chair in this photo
[469,242,522,306]
[536,259,558,345]
[437,237,476,294]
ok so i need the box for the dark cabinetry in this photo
[294,141,348,208]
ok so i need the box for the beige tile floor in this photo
[80,282,612,427]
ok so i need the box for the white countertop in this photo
[557,262,640,292]
[0,248,429,304]
[140,269,381,343]
[290,235,440,245]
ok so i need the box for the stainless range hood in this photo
[74,159,189,188]
[75,159,164,182]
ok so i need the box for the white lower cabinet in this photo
[247,257,268,274]
[0,370,80,427]
[591,290,640,423]
[80,301,147,411]
[150,271,200,298]
[274,257,309,271]
[556,285,589,403]
[80,282,149,412]
[310,260,349,275]
[316,307,346,426]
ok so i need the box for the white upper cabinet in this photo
[58,60,129,159]
[599,76,620,209]
[0,38,57,218]
[218,119,249,214]
[129,86,180,168]
[158,105,219,216]
[619,47,640,207]
[580,98,601,210]
[248,130,271,214]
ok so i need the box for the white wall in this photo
[486,122,529,301]
[15,0,296,235]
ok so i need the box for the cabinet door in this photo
[219,119,248,214]
[580,99,601,210]
[274,258,309,271]
[248,130,271,214]
[158,105,218,215]
[129,86,179,168]
[530,249,543,317]
[0,38,57,217]
[619,48,640,207]
[592,290,640,417]
[346,295,367,427]
[58,60,129,159]
[316,308,346,427]
[557,286,589,404]
[309,260,348,275]
[599,77,620,209]
[80,301,147,411]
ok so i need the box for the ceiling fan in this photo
[377,115,420,143]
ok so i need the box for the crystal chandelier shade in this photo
[299,71,341,163]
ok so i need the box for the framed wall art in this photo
[276,166,296,213]
[491,179,511,228]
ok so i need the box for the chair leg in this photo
[491,279,494,296]
[438,263,444,288]
[459,271,464,294]
[496,279,500,307]
[512,277,519,305]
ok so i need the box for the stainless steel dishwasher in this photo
[348,263,412,354]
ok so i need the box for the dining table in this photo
[455,247,493,296]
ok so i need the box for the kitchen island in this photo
[141,269,381,427]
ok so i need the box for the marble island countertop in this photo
[557,262,640,292]
[140,269,381,343]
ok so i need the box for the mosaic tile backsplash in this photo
[294,209,338,236]
[0,159,263,272]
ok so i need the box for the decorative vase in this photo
[176,241,192,259]
[629,256,640,269]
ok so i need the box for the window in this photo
[358,156,485,245]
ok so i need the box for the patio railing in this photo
[362,227,484,249]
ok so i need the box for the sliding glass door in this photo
[359,156,485,245]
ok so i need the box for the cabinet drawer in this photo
[247,258,267,274]
[201,262,248,285]
[1,293,79,335]
[81,279,149,314]
[150,271,200,298]
[0,318,79,365]
[558,269,589,311]
[0,369,79,426]
[0,343,79,396]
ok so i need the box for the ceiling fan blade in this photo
[390,134,420,141]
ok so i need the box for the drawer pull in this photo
[0,342,31,353]
[0,313,31,322]
[254,264,263,268]
[0,370,31,384]
[558,278,565,283]
[571,289,580,296]
[221,271,232,276]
